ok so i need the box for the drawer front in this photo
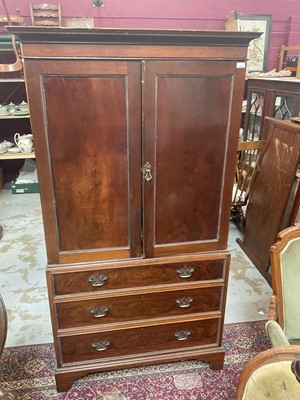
[56,286,223,329]
[52,258,226,296]
[59,318,220,364]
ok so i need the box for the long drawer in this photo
[51,257,227,296]
[55,286,223,329]
[59,318,220,364]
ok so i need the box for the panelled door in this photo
[143,60,244,258]
[25,60,142,264]
[26,58,243,264]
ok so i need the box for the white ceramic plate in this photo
[8,147,21,154]
[11,110,29,116]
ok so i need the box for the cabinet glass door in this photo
[273,95,294,121]
[245,91,265,140]
[143,61,244,257]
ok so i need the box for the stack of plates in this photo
[0,140,14,154]
[8,147,21,154]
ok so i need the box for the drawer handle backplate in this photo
[90,306,109,318]
[177,266,195,279]
[87,274,108,287]
[176,297,193,308]
[174,330,191,341]
[92,340,110,352]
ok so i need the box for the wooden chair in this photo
[236,346,300,399]
[30,3,62,27]
[266,225,300,347]
[278,45,300,78]
[231,140,265,227]
[0,0,23,73]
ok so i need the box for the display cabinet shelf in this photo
[0,75,32,182]
[0,114,30,120]
[0,78,24,83]
[0,151,35,160]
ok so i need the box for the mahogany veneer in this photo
[10,26,258,391]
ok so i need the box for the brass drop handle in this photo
[176,266,195,279]
[91,340,110,352]
[87,274,108,287]
[143,161,152,182]
[174,330,191,341]
[90,306,109,318]
[176,297,193,308]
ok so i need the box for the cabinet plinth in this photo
[10,26,258,392]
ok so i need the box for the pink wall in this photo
[3,0,300,70]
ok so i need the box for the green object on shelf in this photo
[0,34,20,51]
[11,181,39,194]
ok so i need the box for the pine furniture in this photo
[30,3,61,27]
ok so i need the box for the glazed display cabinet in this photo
[0,78,33,182]
[243,77,300,141]
[10,26,257,392]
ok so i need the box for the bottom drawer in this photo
[59,318,220,364]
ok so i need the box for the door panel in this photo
[25,60,142,263]
[143,61,242,257]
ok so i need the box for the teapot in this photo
[14,133,34,154]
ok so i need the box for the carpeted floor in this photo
[0,320,270,400]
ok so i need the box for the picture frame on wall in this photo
[226,11,272,72]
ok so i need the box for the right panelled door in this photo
[143,60,244,258]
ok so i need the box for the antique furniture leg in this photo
[0,296,15,399]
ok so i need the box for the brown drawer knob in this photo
[87,274,108,287]
[176,296,193,308]
[91,340,110,351]
[176,266,195,279]
[90,306,109,318]
[174,330,191,341]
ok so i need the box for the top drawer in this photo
[51,257,228,296]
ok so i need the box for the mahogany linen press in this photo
[9,27,258,391]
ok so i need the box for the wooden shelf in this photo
[0,78,24,83]
[0,114,30,120]
[0,151,35,160]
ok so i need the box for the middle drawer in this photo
[55,286,222,330]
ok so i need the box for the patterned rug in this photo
[0,321,270,400]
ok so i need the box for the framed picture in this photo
[226,12,272,72]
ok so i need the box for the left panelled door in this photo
[24,60,142,264]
